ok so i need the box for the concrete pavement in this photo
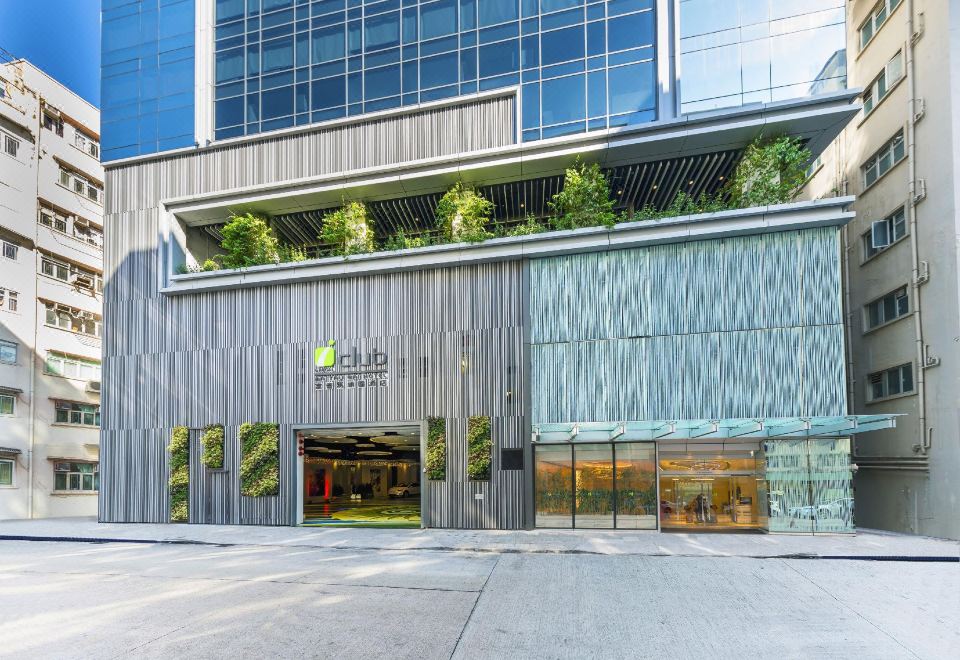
[0,522,958,659]
[1,517,957,558]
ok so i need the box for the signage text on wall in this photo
[313,340,389,391]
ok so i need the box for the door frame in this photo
[292,421,425,528]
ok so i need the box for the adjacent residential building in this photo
[0,58,104,519]
[99,0,900,532]
[803,0,959,540]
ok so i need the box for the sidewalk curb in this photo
[1,534,957,561]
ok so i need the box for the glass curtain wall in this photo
[534,442,656,529]
[102,0,197,160]
[213,0,657,141]
[679,0,847,114]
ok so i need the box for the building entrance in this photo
[299,425,421,527]
[658,449,766,531]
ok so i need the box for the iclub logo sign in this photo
[314,339,389,391]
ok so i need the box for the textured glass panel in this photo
[764,439,815,533]
[535,444,572,528]
[808,438,854,533]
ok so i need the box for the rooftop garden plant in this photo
[177,136,812,274]
[436,181,495,243]
[548,158,617,230]
[320,200,375,256]
[219,212,280,268]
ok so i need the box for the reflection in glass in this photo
[535,444,573,528]
[764,439,814,533]
[679,0,846,113]
[574,444,614,529]
[614,443,657,529]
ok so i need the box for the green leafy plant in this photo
[277,244,307,263]
[425,416,447,481]
[727,135,811,208]
[320,201,375,256]
[219,212,279,269]
[176,258,221,274]
[549,158,617,230]
[436,181,495,243]
[466,415,492,481]
[239,422,280,497]
[383,229,435,251]
[505,215,548,237]
[168,426,189,522]
[200,424,225,470]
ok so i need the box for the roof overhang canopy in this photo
[167,89,860,227]
[532,416,900,444]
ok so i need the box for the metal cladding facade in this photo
[100,94,852,530]
[529,229,846,423]
[100,97,525,527]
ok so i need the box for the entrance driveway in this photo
[0,519,957,658]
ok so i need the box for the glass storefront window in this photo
[535,444,573,528]
[535,441,656,529]
[574,443,614,529]
[613,442,657,530]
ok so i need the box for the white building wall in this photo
[0,59,103,520]
[804,0,960,540]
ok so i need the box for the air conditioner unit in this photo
[913,98,926,122]
[913,179,927,203]
[73,274,93,289]
[86,380,101,393]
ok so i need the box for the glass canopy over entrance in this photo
[533,416,899,534]
[532,416,899,444]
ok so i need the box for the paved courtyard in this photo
[0,521,957,659]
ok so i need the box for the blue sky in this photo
[0,1,101,107]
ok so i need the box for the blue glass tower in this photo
[102,0,197,161]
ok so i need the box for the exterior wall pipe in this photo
[906,0,930,456]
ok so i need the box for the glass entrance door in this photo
[658,450,764,531]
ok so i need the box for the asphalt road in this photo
[0,539,956,659]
